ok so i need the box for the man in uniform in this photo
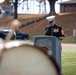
[44,15,65,68]
[44,15,65,40]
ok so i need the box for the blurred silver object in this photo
[0,40,61,75]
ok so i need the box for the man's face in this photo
[50,19,55,26]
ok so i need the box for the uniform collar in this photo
[50,24,56,27]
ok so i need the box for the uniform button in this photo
[51,28,53,35]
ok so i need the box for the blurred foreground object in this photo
[5,19,21,42]
[0,40,61,75]
[0,19,61,75]
[0,29,15,40]
[0,19,29,40]
[11,19,21,31]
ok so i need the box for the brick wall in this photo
[60,4,76,13]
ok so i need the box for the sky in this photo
[17,0,70,14]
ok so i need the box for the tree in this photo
[2,0,58,18]
[13,0,18,19]
[48,0,58,15]
[9,0,26,19]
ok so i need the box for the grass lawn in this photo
[62,47,76,75]
[62,36,76,44]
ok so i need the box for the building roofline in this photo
[59,1,76,4]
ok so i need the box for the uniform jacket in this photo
[45,24,63,38]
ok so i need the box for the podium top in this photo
[34,35,59,40]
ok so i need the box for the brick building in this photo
[60,0,76,13]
